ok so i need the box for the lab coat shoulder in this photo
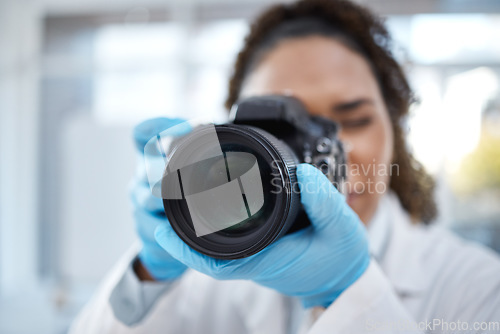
[424,227,500,322]
[373,199,500,327]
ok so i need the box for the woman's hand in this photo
[155,163,370,308]
[131,117,189,281]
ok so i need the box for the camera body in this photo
[230,95,347,187]
[162,95,347,259]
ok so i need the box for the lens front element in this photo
[162,124,300,259]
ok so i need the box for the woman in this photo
[70,0,500,333]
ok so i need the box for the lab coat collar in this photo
[366,192,392,262]
[367,191,428,297]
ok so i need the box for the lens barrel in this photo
[163,124,301,259]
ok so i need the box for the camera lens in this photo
[162,124,301,259]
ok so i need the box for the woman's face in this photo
[240,36,394,224]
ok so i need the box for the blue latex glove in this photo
[131,117,189,281]
[154,163,371,308]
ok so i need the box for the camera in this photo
[161,95,346,259]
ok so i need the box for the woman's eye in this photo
[340,117,373,129]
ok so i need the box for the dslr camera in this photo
[160,95,346,259]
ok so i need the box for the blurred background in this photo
[1,0,500,332]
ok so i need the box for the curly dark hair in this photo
[224,0,437,223]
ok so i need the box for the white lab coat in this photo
[69,192,500,333]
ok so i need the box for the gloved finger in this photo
[133,208,167,244]
[134,118,192,201]
[238,227,313,280]
[296,163,347,230]
[154,223,239,280]
[133,117,189,153]
[139,244,170,263]
[138,248,187,281]
[130,179,164,213]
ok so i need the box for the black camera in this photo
[161,95,346,259]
